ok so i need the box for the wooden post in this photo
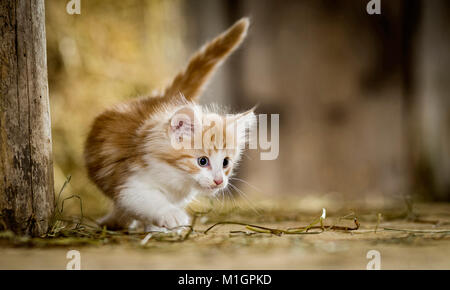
[0,0,54,236]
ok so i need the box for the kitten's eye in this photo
[223,157,230,168]
[197,156,209,167]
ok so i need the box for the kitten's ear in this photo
[168,106,201,147]
[227,106,257,145]
[230,106,257,127]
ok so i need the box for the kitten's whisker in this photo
[218,189,225,209]
[224,186,238,210]
[214,194,220,206]
[228,183,260,215]
[229,177,262,193]
[222,190,227,210]
[242,152,252,160]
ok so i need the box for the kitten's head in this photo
[162,104,256,194]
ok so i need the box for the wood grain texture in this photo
[0,0,54,236]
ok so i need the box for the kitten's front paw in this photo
[145,224,170,233]
[155,207,191,230]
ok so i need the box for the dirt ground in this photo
[1,200,449,270]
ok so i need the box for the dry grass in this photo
[1,186,449,269]
[1,177,449,250]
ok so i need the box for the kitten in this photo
[84,18,255,232]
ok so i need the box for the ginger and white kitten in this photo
[84,18,255,231]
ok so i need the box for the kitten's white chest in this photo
[123,158,199,206]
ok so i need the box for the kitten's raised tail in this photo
[163,17,250,102]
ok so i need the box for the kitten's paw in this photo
[128,219,140,231]
[144,224,169,233]
[155,207,191,230]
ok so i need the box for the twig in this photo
[383,227,450,234]
[375,213,382,233]
[204,211,359,236]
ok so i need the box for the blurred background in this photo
[45,0,450,217]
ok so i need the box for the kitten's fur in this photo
[84,18,254,232]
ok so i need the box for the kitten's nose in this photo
[214,179,223,186]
